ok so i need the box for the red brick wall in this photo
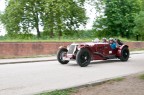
[125,42,144,50]
[0,42,71,58]
[0,42,143,58]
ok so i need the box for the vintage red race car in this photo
[57,39,129,67]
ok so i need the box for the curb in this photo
[130,52,144,54]
[0,59,57,65]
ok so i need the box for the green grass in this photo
[111,77,125,82]
[139,74,144,80]
[0,38,92,42]
[36,89,76,95]
[0,37,137,42]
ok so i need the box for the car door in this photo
[103,44,113,56]
[96,44,105,54]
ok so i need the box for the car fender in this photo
[77,45,93,54]
[117,45,129,57]
[58,46,67,50]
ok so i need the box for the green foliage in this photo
[0,0,43,38]
[0,0,87,39]
[93,0,141,38]
[140,0,144,11]
[0,34,135,42]
[1,0,144,41]
[0,0,22,35]
[133,11,144,40]
[43,0,87,38]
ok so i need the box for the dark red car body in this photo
[57,41,129,67]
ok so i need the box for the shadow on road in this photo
[68,59,122,67]
[91,60,122,64]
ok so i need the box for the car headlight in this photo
[77,47,81,50]
[77,46,81,50]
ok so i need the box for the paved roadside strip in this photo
[0,50,144,65]
[0,56,57,65]
[130,50,144,54]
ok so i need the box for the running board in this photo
[94,52,116,59]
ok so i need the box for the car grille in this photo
[68,45,76,54]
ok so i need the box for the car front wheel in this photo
[76,48,91,67]
[57,48,69,64]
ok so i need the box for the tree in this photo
[132,0,144,41]
[133,11,144,40]
[0,0,87,39]
[43,0,87,38]
[0,0,45,38]
[93,0,141,38]
[140,0,144,10]
[0,0,22,38]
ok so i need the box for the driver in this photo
[109,38,117,49]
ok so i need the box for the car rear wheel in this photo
[119,47,129,61]
[57,48,69,64]
[76,48,91,67]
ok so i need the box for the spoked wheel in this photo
[119,47,129,61]
[76,48,91,67]
[57,48,69,64]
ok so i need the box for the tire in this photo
[119,47,129,61]
[57,48,69,64]
[76,48,91,67]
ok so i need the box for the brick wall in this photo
[0,42,143,58]
[0,42,71,58]
[125,42,144,50]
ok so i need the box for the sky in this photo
[0,0,96,36]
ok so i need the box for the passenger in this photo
[102,38,107,43]
[93,38,100,43]
[116,39,123,46]
[109,38,117,49]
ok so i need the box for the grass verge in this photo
[0,37,137,42]
[0,38,92,42]
[139,74,144,80]
[36,89,76,95]
[36,77,125,95]
[110,77,125,82]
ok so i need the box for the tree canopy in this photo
[0,0,87,38]
[0,0,144,41]
[93,0,141,38]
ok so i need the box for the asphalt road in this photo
[0,53,144,95]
